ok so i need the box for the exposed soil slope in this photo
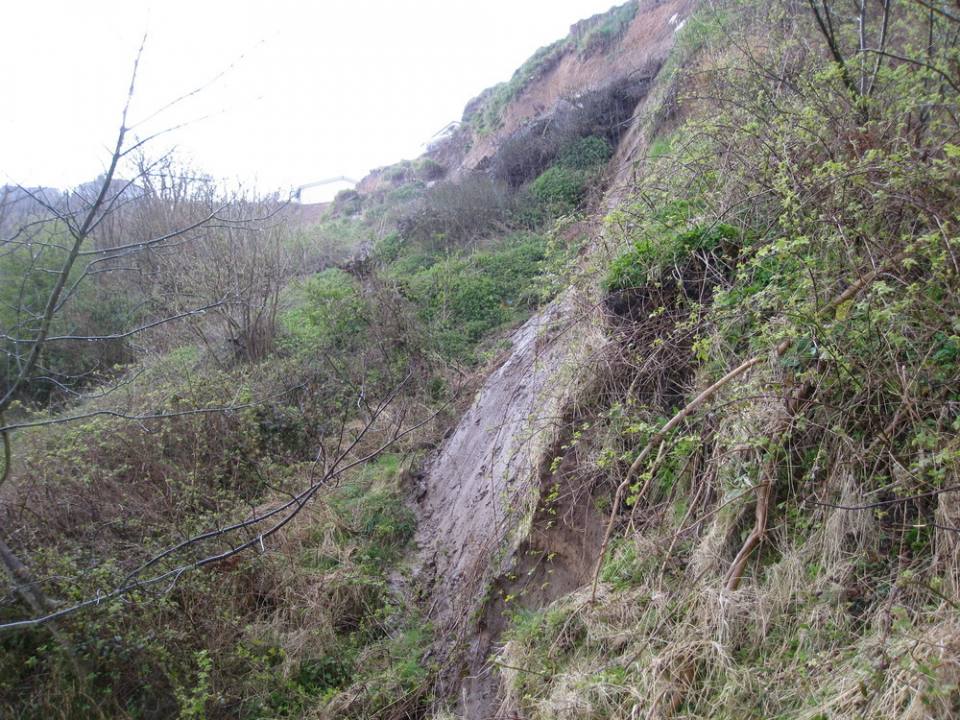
[405,8,693,715]
[460,0,693,171]
[412,292,600,636]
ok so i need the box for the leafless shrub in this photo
[398,174,516,248]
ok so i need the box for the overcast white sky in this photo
[1,0,621,201]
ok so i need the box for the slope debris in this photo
[3,1,960,719]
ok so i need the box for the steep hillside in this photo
[396,5,698,716]
[359,0,692,192]
[2,1,960,719]
[456,0,693,172]
[389,0,960,717]
[469,3,960,719]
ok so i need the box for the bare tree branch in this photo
[0,375,445,632]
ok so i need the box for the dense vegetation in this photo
[2,0,960,718]
[0,69,593,716]
[494,2,960,718]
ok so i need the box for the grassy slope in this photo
[0,76,588,718]
[4,1,959,718]
[492,2,960,718]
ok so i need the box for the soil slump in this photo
[408,290,601,717]
[413,296,578,630]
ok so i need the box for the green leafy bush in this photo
[282,269,369,352]
[371,231,405,264]
[604,222,738,291]
[386,181,425,204]
[295,654,354,698]
[529,166,587,214]
[559,135,612,170]
[396,234,549,360]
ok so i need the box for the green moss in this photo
[295,654,354,699]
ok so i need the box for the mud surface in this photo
[413,296,583,634]
[404,6,694,716]
[410,290,600,717]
